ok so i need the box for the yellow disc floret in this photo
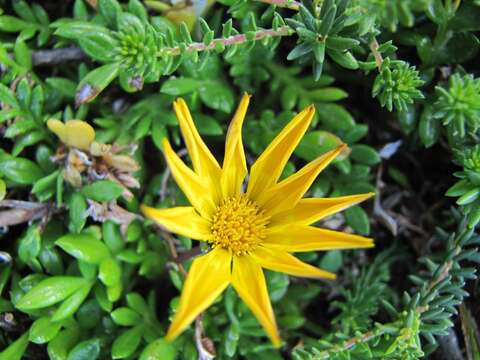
[210,195,269,255]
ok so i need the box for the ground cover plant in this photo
[0,0,479,359]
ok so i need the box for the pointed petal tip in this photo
[271,335,282,348]
[362,238,375,248]
[327,272,337,280]
[165,326,179,342]
[355,191,376,201]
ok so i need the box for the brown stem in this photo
[162,26,292,56]
[32,47,87,66]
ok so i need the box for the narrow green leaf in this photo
[29,316,63,344]
[55,233,110,264]
[16,276,88,310]
[81,180,123,202]
[51,283,92,322]
[112,325,143,359]
[139,338,177,360]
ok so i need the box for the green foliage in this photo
[0,0,479,359]
[434,74,480,138]
[372,58,424,112]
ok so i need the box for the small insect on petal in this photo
[47,119,95,151]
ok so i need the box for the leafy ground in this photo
[0,0,479,359]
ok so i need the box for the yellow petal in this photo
[166,247,231,341]
[221,94,250,198]
[141,205,212,240]
[251,246,336,279]
[231,255,281,347]
[247,105,315,201]
[47,119,95,151]
[163,139,216,218]
[259,145,347,216]
[270,192,375,226]
[173,98,222,201]
[264,225,374,252]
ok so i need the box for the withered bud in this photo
[117,173,140,189]
[90,141,111,157]
[63,166,82,187]
[103,154,140,172]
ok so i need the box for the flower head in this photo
[142,95,374,346]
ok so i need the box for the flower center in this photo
[210,195,269,255]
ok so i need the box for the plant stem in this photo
[369,38,383,69]
[253,0,301,10]
[161,26,292,56]
[307,322,401,359]
[32,47,86,66]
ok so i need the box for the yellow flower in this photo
[141,95,374,346]
[47,119,95,151]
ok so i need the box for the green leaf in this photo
[16,276,89,310]
[112,325,143,359]
[426,0,447,24]
[350,145,380,165]
[316,103,355,130]
[419,106,440,148]
[139,338,177,360]
[102,221,125,254]
[32,170,60,195]
[76,63,120,105]
[446,180,474,197]
[56,233,110,264]
[309,87,348,102]
[151,121,167,151]
[29,316,63,344]
[51,283,92,322]
[457,188,480,205]
[0,15,30,32]
[69,192,87,233]
[12,131,46,156]
[328,49,359,69]
[345,205,370,235]
[111,307,142,326]
[199,81,234,113]
[224,324,239,357]
[78,29,118,62]
[99,258,122,287]
[160,78,201,96]
[295,131,343,162]
[46,77,77,98]
[0,332,29,360]
[18,225,41,265]
[195,114,223,135]
[67,338,101,360]
[98,0,122,28]
[326,36,360,51]
[14,38,31,70]
[128,0,148,23]
[48,328,80,360]
[81,180,124,202]
[0,158,44,185]
[287,42,313,60]
[126,293,149,315]
[53,21,107,39]
[319,250,343,272]
[0,83,19,107]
